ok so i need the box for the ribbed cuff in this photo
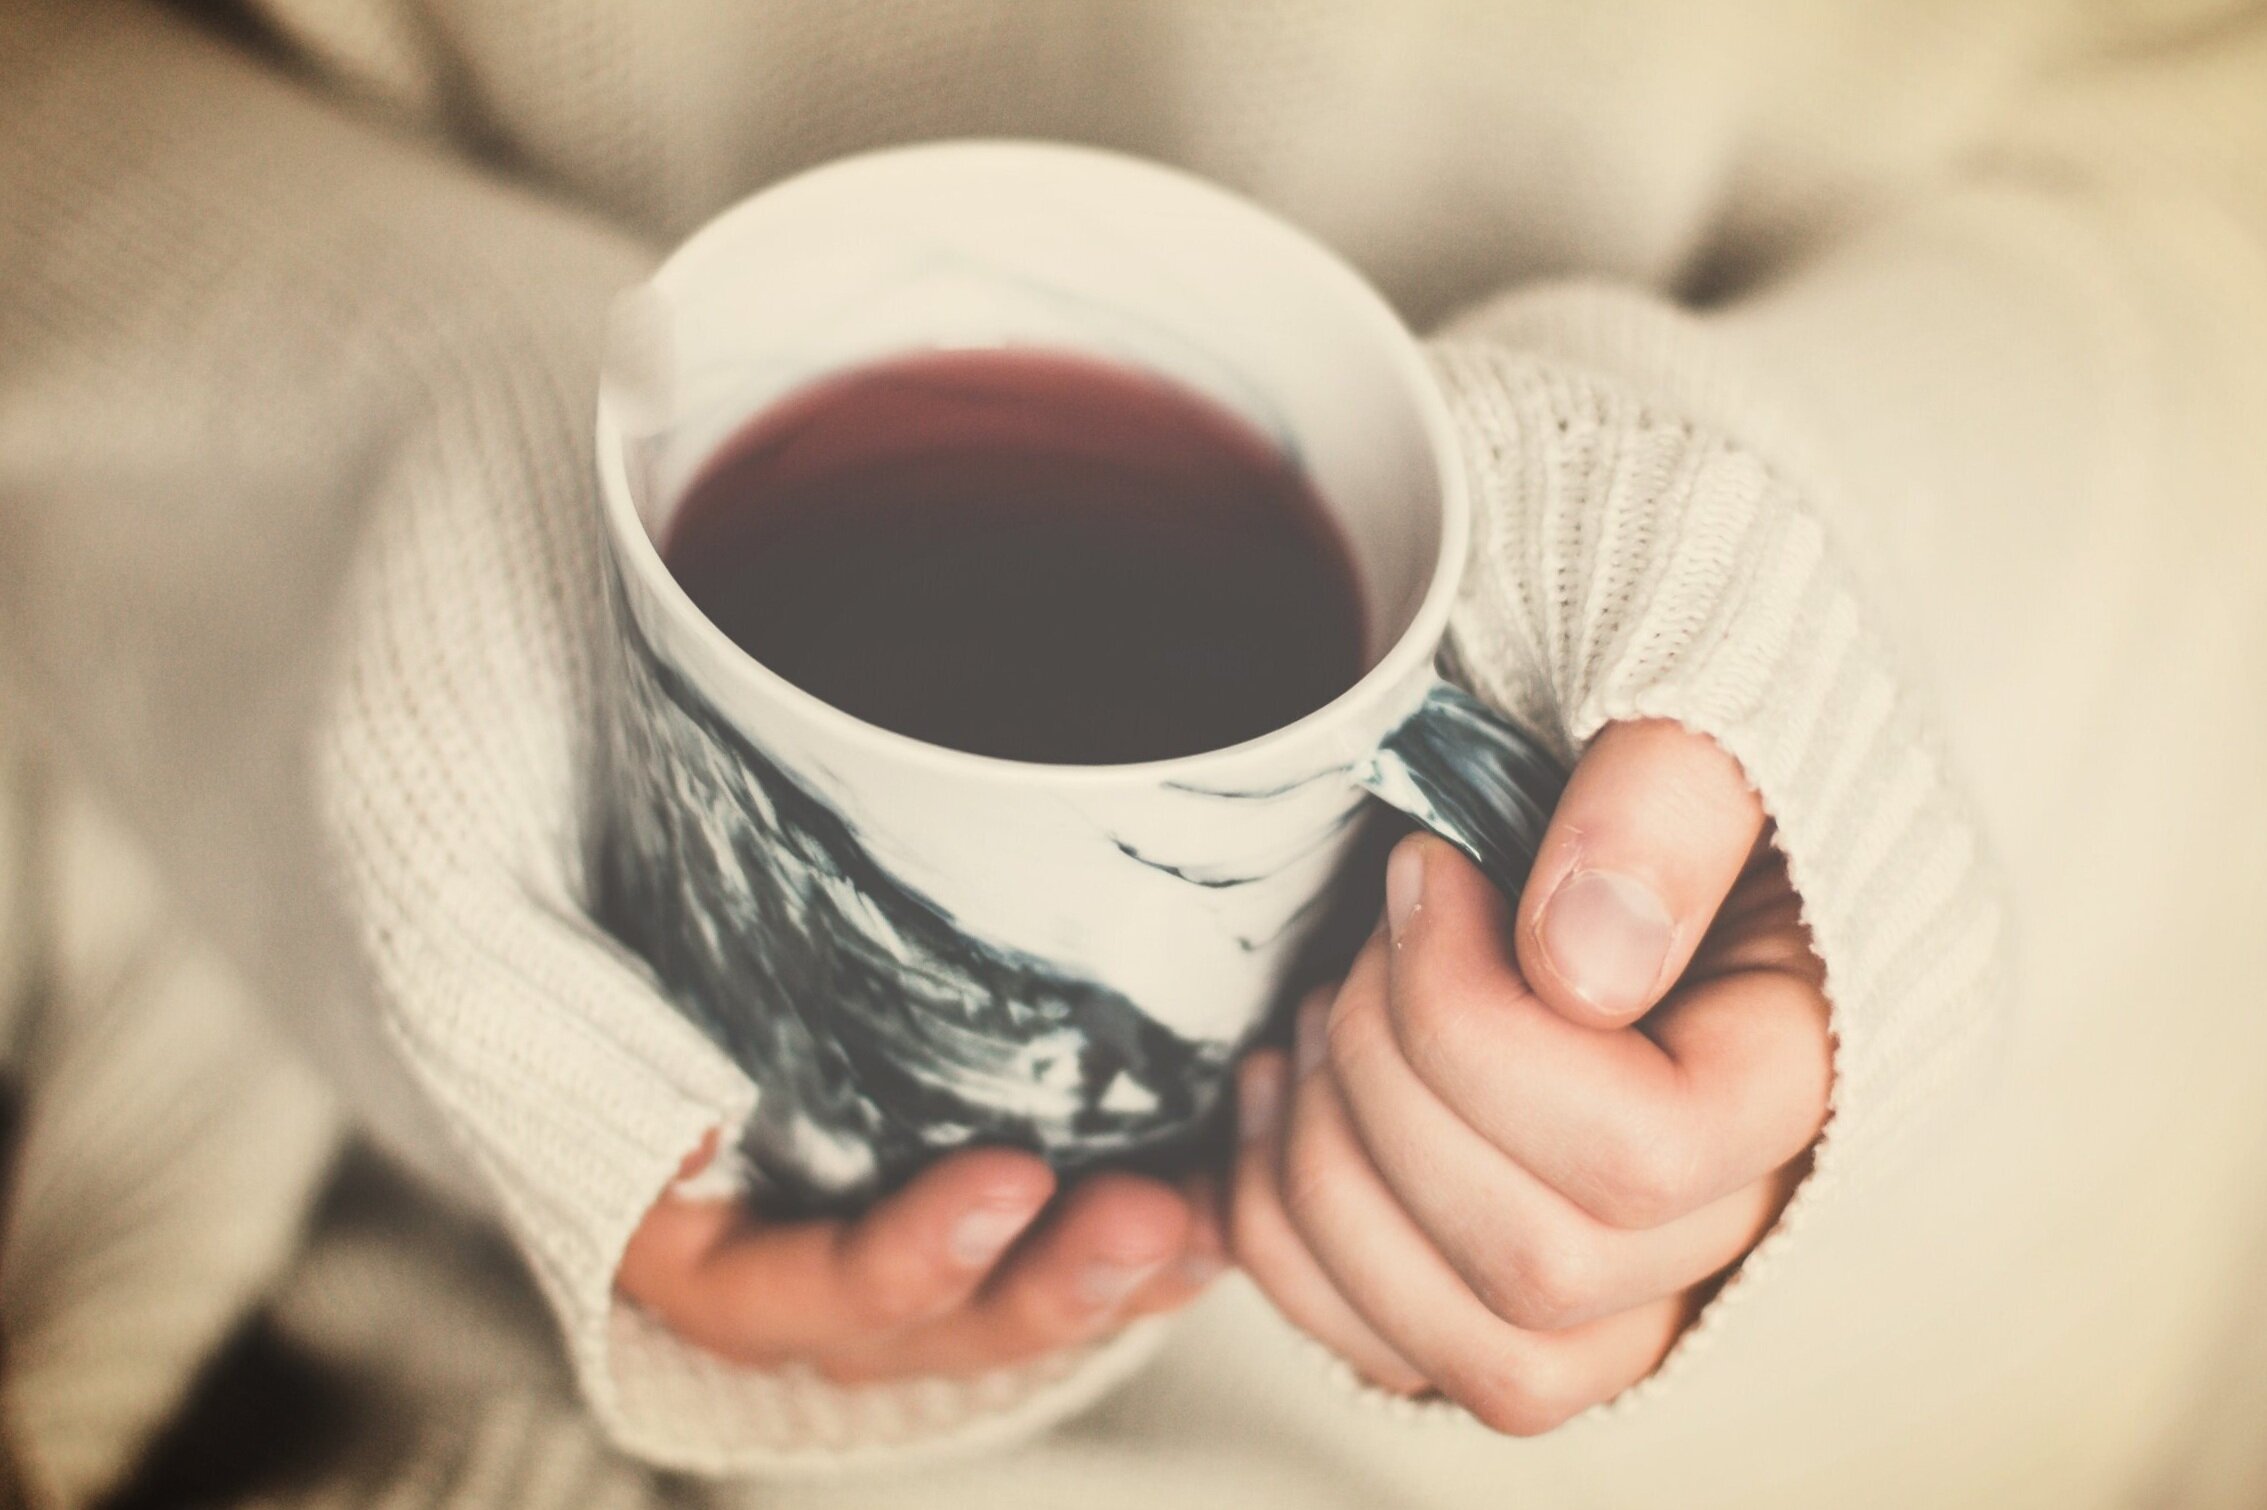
[316,343,1160,1473]
[0,0,1173,1470]
[601,1310,1172,1476]
[1361,327,2013,1422]
[0,797,341,1510]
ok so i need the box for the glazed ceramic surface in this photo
[596,143,1561,1209]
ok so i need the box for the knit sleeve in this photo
[1411,15,2267,1413]
[0,0,1160,1474]
[1413,335,2009,1414]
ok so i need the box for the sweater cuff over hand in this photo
[0,0,1168,1472]
[305,223,1178,1483]
[1342,316,2012,1420]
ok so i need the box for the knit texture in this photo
[1429,337,2010,1409]
[0,789,341,1509]
[4,0,2266,1501]
[0,0,1168,1476]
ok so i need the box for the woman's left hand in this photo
[1230,718,1833,1434]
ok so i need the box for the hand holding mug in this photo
[1231,720,1833,1432]
[621,1138,1223,1384]
[595,144,1565,1215]
[594,145,1576,1386]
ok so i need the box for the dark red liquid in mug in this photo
[663,349,1368,765]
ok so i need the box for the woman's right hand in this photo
[618,1141,1223,1384]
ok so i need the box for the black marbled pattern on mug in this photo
[1360,680,1565,895]
[598,616,1234,1215]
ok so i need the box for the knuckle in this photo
[847,1278,931,1331]
[1277,1131,1341,1248]
[1323,991,1383,1084]
[1387,952,1481,1084]
[1449,1370,1551,1438]
[843,1249,948,1331]
[1589,1114,1702,1228]
[1477,1231,1602,1333]
[1447,1353,1581,1439]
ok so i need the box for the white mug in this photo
[595,142,1561,1212]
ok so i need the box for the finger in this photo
[1229,1044,1428,1394]
[1127,1169,1229,1312]
[1495,720,1766,1028]
[1683,836,1828,988]
[1279,1056,1687,1434]
[814,1169,1214,1384]
[618,1146,1055,1363]
[673,1128,723,1182]
[965,1169,1193,1356]
[1325,963,1786,1329]
[1087,1169,1230,1326]
[1383,835,1829,1228]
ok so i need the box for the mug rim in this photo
[595,138,1469,788]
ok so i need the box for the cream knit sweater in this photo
[3,1,2266,1505]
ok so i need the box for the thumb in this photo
[1511,719,1766,1029]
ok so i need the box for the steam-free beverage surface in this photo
[663,349,1367,764]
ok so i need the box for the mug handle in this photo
[1353,676,1567,896]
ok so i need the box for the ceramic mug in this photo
[595,141,1563,1213]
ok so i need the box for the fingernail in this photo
[669,1137,746,1203]
[1386,841,1424,943]
[1078,1258,1166,1310]
[949,1204,1035,1269]
[1539,869,1674,1015]
[1240,1060,1286,1144]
